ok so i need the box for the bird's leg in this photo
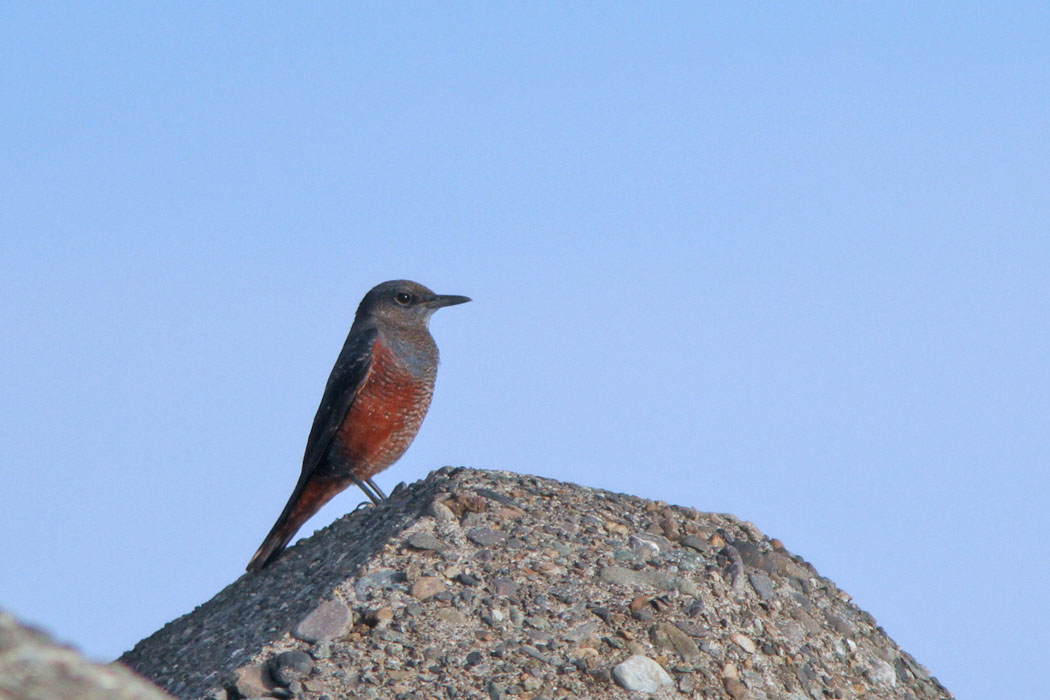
[365,477,388,500]
[352,475,384,505]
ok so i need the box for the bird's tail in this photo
[246,472,348,572]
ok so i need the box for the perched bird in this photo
[247,280,470,571]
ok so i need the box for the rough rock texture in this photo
[0,610,174,700]
[120,468,953,700]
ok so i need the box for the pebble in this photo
[825,611,854,636]
[650,622,701,660]
[467,527,506,547]
[674,620,707,637]
[611,655,674,692]
[411,576,446,601]
[868,656,897,687]
[492,577,519,597]
[435,608,468,624]
[681,535,706,552]
[730,633,756,654]
[749,573,774,601]
[233,664,271,698]
[270,651,314,687]
[562,620,599,643]
[628,535,661,560]
[724,676,749,699]
[354,569,407,599]
[294,599,353,643]
[456,572,482,586]
[366,607,394,627]
[428,499,457,523]
[406,532,446,551]
[633,532,672,551]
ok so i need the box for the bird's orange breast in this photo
[333,338,435,478]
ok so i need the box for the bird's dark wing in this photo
[300,325,378,476]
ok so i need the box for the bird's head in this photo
[357,279,471,329]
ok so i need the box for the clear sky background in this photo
[2,4,1047,699]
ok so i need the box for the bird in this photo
[246,279,470,571]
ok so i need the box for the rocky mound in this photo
[0,610,173,700]
[120,468,952,700]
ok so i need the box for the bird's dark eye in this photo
[394,292,413,306]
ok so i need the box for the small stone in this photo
[270,651,314,687]
[456,571,482,586]
[632,607,655,622]
[428,499,457,522]
[678,674,696,694]
[563,620,599,643]
[411,576,446,601]
[467,527,506,547]
[611,655,674,692]
[435,608,468,624]
[681,535,706,552]
[233,664,272,698]
[724,677,750,699]
[294,598,352,643]
[519,645,549,663]
[629,596,651,614]
[406,532,446,551]
[826,611,854,636]
[867,656,897,687]
[650,622,701,660]
[629,535,661,561]
[674,620,707,637]
[492,578,519,597]
[722,662,739,679]
[749,573,774,601]
[634,532,672,552]
[354,569,407,600]
[730,633,756,654]
[677,578,699,596]
[366,607,394,627]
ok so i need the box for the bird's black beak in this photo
[427,294,471,309]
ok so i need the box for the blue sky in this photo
[2,4,1048,699]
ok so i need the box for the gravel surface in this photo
[120,467,953,700]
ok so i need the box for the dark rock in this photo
[681,534,707,552]
[270,651,314,687]
[354,569,408,599]
[826,611,854,636]
[456,572,482,586]
[492,577,519,597]
[406,532,446,551]
[749,572,774,601]
[467,527,506,547]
